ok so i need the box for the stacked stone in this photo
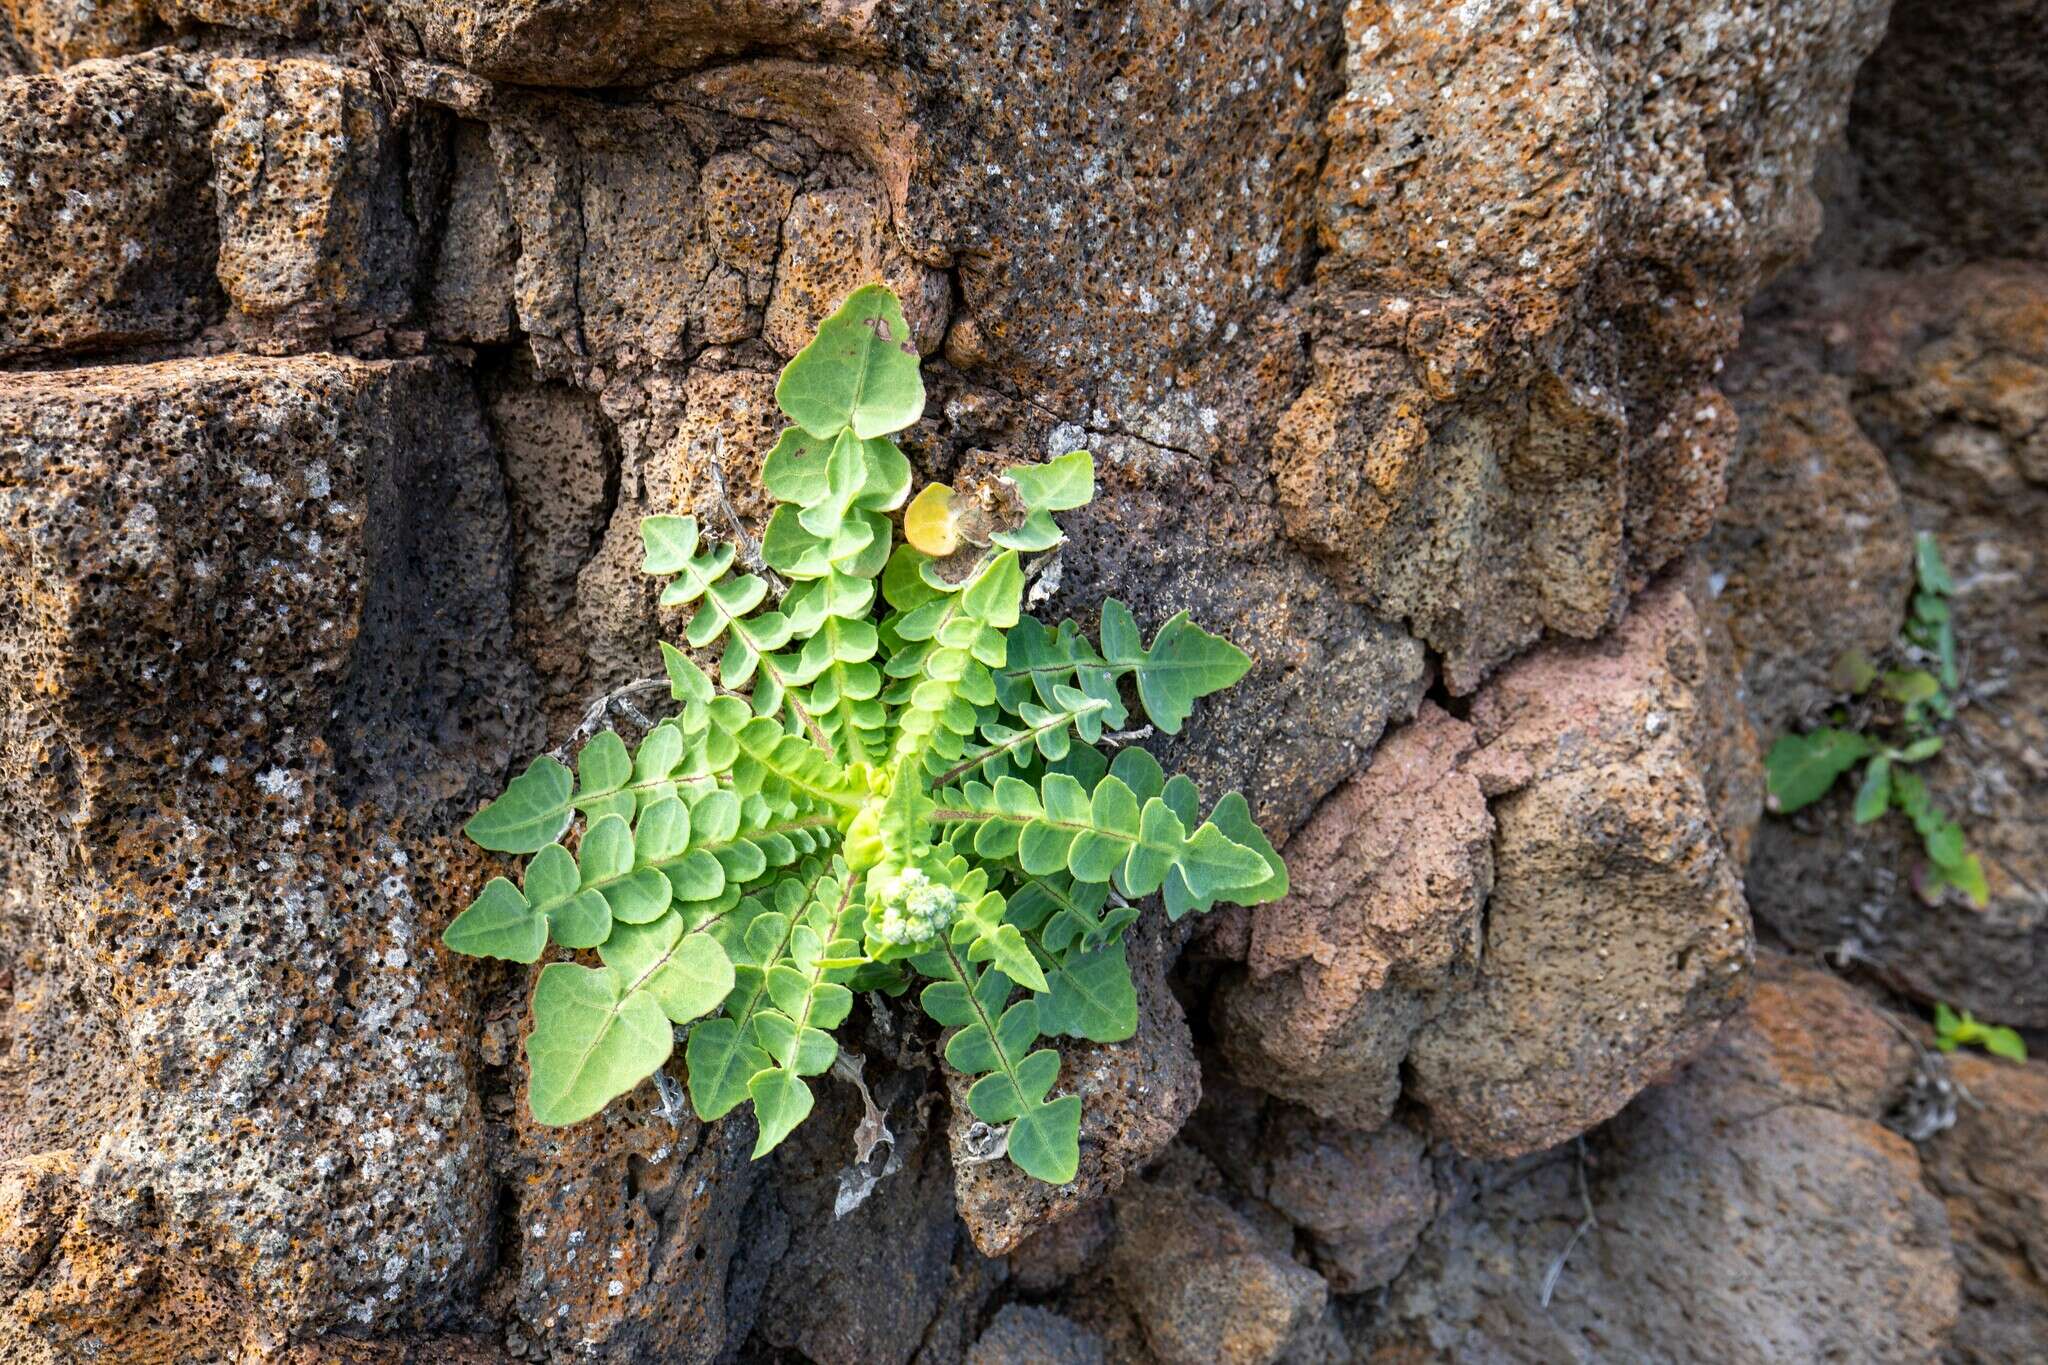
[0,0,2039,1361]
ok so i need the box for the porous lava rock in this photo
[1280,0,1891,691]
[1215,702,1491,1128]
[207,58,426,333]
[0,0,2036,1358]
[1405,581,1756,1158]
[1365,956,1961,1362]
[0,56,219,357]
[1922,1049,2048,1364]
[0,355,533,1357]
[1706,362,1914,736]
[1106,1152,1331,1365]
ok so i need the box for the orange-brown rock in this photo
[160,0,320,36]
[208,58,424,332]
[1107,1152,1330,1365]
[0,0,159,68]
[1286,0,1890,691]
[763,186,946,357]
[0,57,219,358]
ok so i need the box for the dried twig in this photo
[550,675,670,763]
[1874,1005,1970,1139]
[957,1121,1011,1166]
[705,434,785,597]
[1024,553,1064,609]
[832,1051,902,1218]
[1539,1139,1599,1309]
[652,1068,690,1131]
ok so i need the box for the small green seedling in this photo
[1764,532,1988,908]
[1933,1002,2028,1063]
[442,285,1286,1184]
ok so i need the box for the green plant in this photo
[442,285,1286,1184]
[1764,532,1988,908]
[1932,1002,2028,1062]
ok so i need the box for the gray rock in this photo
[1739,265,2048,1024]
[968,1305,1105,1365]
[1707,363,1913,737]
[427,120,520,344]
[1845,0,2048,263]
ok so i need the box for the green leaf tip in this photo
[449,281,1280,1185]
[1934,1001,2028,1063]
[776,284,926,440]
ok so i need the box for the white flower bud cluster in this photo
[873,868,959,946]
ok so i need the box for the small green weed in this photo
[1765,532,1988,908]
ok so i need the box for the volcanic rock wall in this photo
[0,0,2040,1361]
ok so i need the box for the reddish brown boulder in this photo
[1108,1157,1330,1365]
[1367,957,1960,1361]
[1216,702,1490,1128]
[1406,582,1755,1158]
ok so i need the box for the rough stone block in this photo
[1708,365,1913,735]
[1405,582,1755,1158]
[0,57,219,357]
[1108,1157,1330,1365]
[947,919,1198,1257]
[0,0,159,69]
[0,351,535,1350]
[208,57,417,326]
[1216,701,1490,1128]
[1742,264,2048,1025]
[159,0,319,36]
[426,119,518,343]
[763,186,947,356]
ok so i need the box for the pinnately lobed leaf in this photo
[444,284,1285,1187]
